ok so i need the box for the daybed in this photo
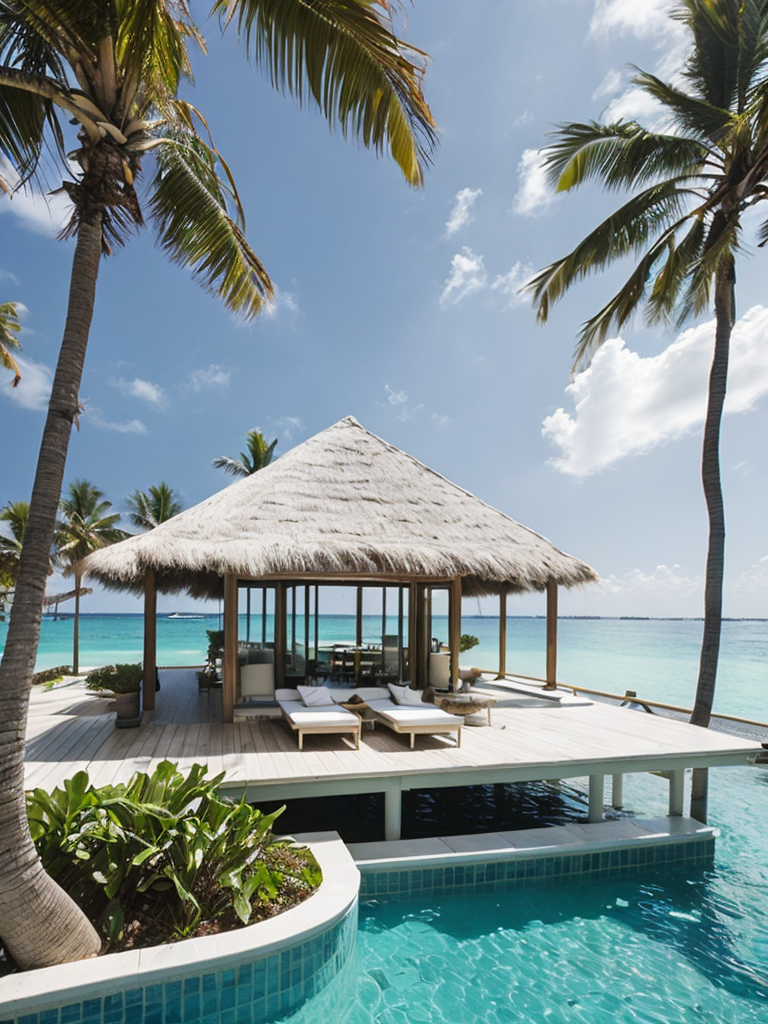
[275,687,362,750]
[275,684,462,750]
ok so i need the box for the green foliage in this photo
[459,634,480,653]
[86,663,143,695]
[206,629,225,661]
[26,762,322,950]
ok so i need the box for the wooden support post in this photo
[142,568,157,712]
[408,583,419,687]
[588,774,604,823]
[222,574,238,724]
[356,587,363,647]
[545,579,558,690]
[449,578,462,692]
[275,581,286,689]
[497,588,507,679]
[669,769,685,816]
[690,766,708,823]
[383,781,402,841]
[612,773,624,810]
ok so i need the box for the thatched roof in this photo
[84,416,597,598]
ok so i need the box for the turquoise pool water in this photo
[277,768,768,1024]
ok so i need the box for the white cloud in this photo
[384,385,408,406]
[602,86,668,126]
[592,68,623,100]
[88,408,147,434]
[270,415,303,442]
[512,149,554,217]
[543,306,768,477]
[0,268,20,285]
[188,364,231,391]
[445,187,483,237]
[262,285,299,319]
[735,556,768,592]
[599,563,703,599]
[491,261,534,310]
[0,160,72,237]
[439,247,487,307]
[589,0,680,41]
[2,355,52,410]
[113,377,164,405]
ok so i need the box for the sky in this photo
[2,0,768,620]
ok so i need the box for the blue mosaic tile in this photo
[40,1011,59,1024]
[19,1015,39,1024]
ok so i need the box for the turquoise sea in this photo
[2,614,767,1020]
[5,612,767,721]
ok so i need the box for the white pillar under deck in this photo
[384,782,402,841]
[588,774,605,823]
[668,769,685,816]
[612,773,624,810]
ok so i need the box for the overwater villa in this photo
[21,416,757,840]
[11,417,763,1024]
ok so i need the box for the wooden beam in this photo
[222,574,238,723]
[142,568,157,712]
[497,588,507,679]
[356,587,363,646]
[545,580,558,690]
[449,578,462,692]
[408,582,418,686]
[275,581,286,689]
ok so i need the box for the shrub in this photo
[459,634,479,653]
[86,663,143,694]
[26,761,321,951]
[206,629,225,662]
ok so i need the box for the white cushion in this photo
[297,685,334,707]
[388,683,426,706]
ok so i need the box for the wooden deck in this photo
[25,669,761,838]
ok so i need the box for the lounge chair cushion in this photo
[388,682,427,706]
[297,685,334,706]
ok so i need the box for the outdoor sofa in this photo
[275,684,462,750]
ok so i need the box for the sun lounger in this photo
[275,687,361,750]
[365,698,462,748]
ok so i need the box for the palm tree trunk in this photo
[689,263,733,822]
[73,571,81,674]
[0,220,103,968]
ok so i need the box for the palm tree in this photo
[57,481,129,675]
[0,2,435,969]
[126,482,183,530]
[527,0,768,820]
[212,429,278,477]
[0,301,22,387]
[0,500,30,615]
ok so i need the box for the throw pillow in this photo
[388,683,426,706]
[297,685,334,707]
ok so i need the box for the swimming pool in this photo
[277,767,768,1024]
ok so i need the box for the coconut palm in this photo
[212,429,278,477]
[0,500,30,614]
[57,481,129,675]
[126,481,183,530]
[526,0,768,816]
[0,2,435,969]
[0,301,22,387]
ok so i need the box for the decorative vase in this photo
[114,691,141,728]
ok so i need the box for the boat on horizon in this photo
[166,612,206,620]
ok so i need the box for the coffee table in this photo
[436,693,496,725]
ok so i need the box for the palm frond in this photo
[0,300,22,386]
[526,180,697,320]
[147,117,273,320]
[676,211,739,324]
[213,0,436,185]
[633,69,735,142]
[645,215,707,326]
[545,120,712,193]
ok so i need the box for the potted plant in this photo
[86,663,143,728]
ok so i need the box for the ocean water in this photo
[4,613,766,721]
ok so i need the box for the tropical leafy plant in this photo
[212,429,278,477]
[26,761,322,950]
[459,634,479,653]
[526,0,768,810]
[86,663,143,695]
